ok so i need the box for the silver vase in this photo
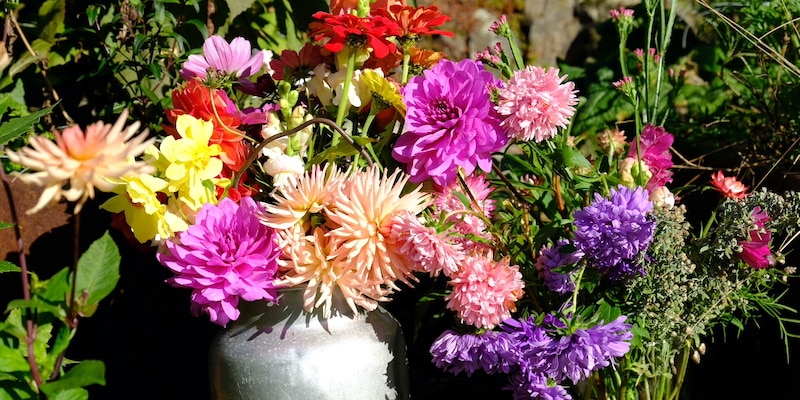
[208,286,410,400]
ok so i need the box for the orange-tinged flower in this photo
[6,110,154,214]
[710,171,749,199]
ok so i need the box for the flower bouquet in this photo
[4,0,800,399]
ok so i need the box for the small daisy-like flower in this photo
[6,110,154,214]
[495,66,579,143]
[180,35,270,83]
[388,211,463,276]
[445,254,525,329]
[157,197,282,327]
[710,171,749,199]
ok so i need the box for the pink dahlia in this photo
[495,66,578,143]
[393,58,506,186]
[180,35,269,82]
[738,206,773,269]
[710,171,749,199]
[388,211,464,276]
[628,124,674,192]
[157,197,282,327]
[445,254,524,329]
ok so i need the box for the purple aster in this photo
[507,370,572,400]
[543,316,633,384]
[628,124,674,192]
[429,329,520,376]
[573,185,655,280]
[536,239,584,294]
[180,35,270,83]
[157,197,282,327]
[393,58,507,186]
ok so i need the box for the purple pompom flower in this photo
[393,58,507,186]
[536,239,584,294]
[508,370,572,400]
[157,197,282,327]
[429,329,520,376]
[573,185,655,280]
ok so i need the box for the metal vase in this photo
[208,286,410,400]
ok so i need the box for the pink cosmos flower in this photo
[388,211,464,276]
[445,254,525,329]
[710,171,749,199]
[495,66,578,143]
[180,35,270,82]
[738,206,773,269]
[157,197,282,327]
[628,124,674,192]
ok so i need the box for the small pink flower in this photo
[710,171,749,199]
[434,174,495,253]
[445,254,524,329]
[388,211,464,276]
[489,15,508,34]
[157,197,282,327]
[609,7,634,20]
[180,35,270,82]
[738,206,773,269]
[496,66,578,143]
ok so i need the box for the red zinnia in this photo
[372,5,454,44]
[309,12,401,58]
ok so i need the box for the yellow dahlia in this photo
[5,110,154,214]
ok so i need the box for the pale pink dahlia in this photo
[496,66,578,143]
[157,197,282,327]
[388,211,464,276]
[445,254,524,329]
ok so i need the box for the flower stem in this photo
[333,50,358,145]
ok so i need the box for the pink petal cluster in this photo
[157,197,282,327]
[628,124,674,192]
[710,171,749,199]
[434,174,496,253]
[495,66,578,143]
[738,206,773,269]
[180,35,269,82]
[388,211,464,276]
[445,254,525,329]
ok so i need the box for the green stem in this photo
[652,0,678,125]
[668,344,691,400]
[506,35,525,71]
[333,49,358,145]
[401,51,411,85]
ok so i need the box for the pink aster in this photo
[180,35,269,82]
[710,171,749,199]
[433,174,495,253]
[445,254,525,329]
[738,206,773,269]
[388,211,464,276]
[157,197,282,327]
[495,66,578,143]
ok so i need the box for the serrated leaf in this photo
[0,105,56,146]
[0,261,20,273]
[73,232,120,314]
[40,360,105,395]
[39,268,71,305]
[0,343,30,372]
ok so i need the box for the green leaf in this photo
[40,360,105,395]
[0,261,20,273]
[225,0,256,25]
[5,299,67,320]
[73,232,120,316]
[556,145,592,169]
[48,388,89,400]
[0,105,56,146]
[38,267,71,305]
[0,221,14,230]
[0,343,30,372]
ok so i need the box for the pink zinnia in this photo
[180,35,269,82]
[495,66,578,143]
[157,197,282,327]
[388,211,464,276]
[738,206,773,269]
[710,171,749,199]
[628,124,674,192]
[445,254,525,329]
